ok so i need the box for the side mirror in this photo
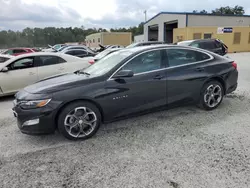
[1,67,8,72]
[113,70,134,79]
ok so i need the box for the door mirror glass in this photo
[1,67,8,72]
[113,70,134,79]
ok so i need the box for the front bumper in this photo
[12,101,59,135]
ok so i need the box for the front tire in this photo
[57,101,101,140]
[198,80,224,110]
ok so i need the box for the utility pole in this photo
[144,10,147,22]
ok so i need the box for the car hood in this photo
[24,73,90,94]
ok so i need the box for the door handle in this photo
[153,75,164,80]
[59,67,64,70]
[195,67,205,72]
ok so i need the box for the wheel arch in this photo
[54,98,104,129]
[203,76,226,94]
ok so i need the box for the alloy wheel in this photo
[204,84,222,108]
[64,107,97,138]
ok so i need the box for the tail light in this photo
[232,61,237,69]
[89,60,95,65]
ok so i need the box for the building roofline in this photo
[144,11,250,25]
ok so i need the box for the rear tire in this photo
[57,101,101,140]
[198,80,224,111]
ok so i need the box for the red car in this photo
[1,48,38,56]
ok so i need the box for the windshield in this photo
[58,46,68,51]
[80,50,133,76]
[53,44,62,50]
[126,43,138,48]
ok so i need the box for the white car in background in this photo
[0,52,91,97]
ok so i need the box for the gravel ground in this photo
[0,53,250,188]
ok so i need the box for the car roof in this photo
[118,44,220,56]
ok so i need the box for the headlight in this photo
[19,99,51,109]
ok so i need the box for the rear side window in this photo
[199,41,217,50]
[65,51,75,55]
[74,50,87,55]
[166,49,211,67]
[13,49,26,53]
[35,56,66,66]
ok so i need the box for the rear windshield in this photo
[0,57,10,63]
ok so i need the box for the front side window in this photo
[166,49,211,67]
[121,50,163,74]
[8,57,34,70]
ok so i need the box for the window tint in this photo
[8,57,34,70]
[35,56,65,66]
[65,51,75,55]
[166,49,211,67]
[58,57,66,63]
[13,49,26,53]
[121,50,162,74]
[200,41,216,49]
[74,50,87,55]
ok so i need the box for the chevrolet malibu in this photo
[12,45,238,140]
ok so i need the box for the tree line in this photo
[193,5,245,15]
[0,23,144,48]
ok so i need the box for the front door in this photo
[103,49,168,120]
[0,57,38,94]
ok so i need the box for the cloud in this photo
[1,0,250,30]
[0,0,82,30]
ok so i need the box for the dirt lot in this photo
[0,53,250,188]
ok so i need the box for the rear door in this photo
[164,48,213,105]
[0,57,38,94]
[35,55,67,81]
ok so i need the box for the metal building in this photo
[144,12,250,43]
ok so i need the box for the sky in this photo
[0,0,250,30]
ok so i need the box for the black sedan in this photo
[12,45,238,140]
